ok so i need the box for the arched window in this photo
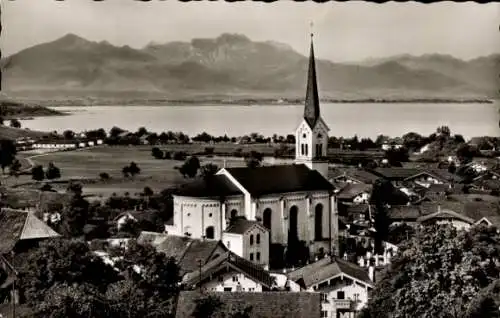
[305,144,309,156]
[263,208,272,230]
[289,206,298,239]
[315,203,323,241]
[301,144,305,156]
[256,234,260,244]
[250,234,254,245]
[230,209,237,219]
[205,226,215,239]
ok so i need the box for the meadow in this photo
[10,146,248,198]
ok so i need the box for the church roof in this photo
[0,208,60,254]
[174,175,243,198]
[225,217,267,235]
[224,164,334,197]
[303,35,321,129]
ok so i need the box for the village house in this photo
[168,36,340,265]
[474,216,500,231]
[175,291,322,318]
[222,217,270,268]
[181,252,275,292]
[336,183,372,204]
[287,256,374,318]
[416,207,475,231]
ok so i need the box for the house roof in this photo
[417,209,475,224]
[175,175,243,198]
[420,195,500,220]
[182,252,275,288]
[224,164,333,197]
[225,218,267,235]
[137,233,228,275]
[175,291,321,318]
[0,208,60,254]
[386,205,428,222]
[475,216,500,228]
[287,256,373,288]
[370,168,422,181]
[329,168,380,184]
[337,183,372,200]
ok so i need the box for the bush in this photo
[173,151,187,161]
[233,148,243,157]
[99,172,110,181]
[163,151,172,159]
[204,147,215,155]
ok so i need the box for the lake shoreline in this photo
[16,98,495,107]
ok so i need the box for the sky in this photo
[2,1,499,62]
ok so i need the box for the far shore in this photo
[14,97,496,107]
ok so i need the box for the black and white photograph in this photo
[0,1,500,317]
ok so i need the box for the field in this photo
[10,146,248,198]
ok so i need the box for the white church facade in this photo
[166,35,339,266]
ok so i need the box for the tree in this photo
[151,147,163,159]
[122,165,131,178]
[9,118,21,128]
[31,165,45,181]
[361,224,500,318]
[370,178,393,254]
[67,182,83,196]
[384,146,410,166]
[129,162,141,176]
[61,193,90,237]
[179,156,201,178]
[456,143,477,164]
[200,163,219,179]
[45,162,61,179]
[245,151,263,169]
[9,159,21,177]
[0,139,17,173]
[99,172,110,181]
[109,126,125,138]
[63,130,75,139]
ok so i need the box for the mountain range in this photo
[1,33,499,100]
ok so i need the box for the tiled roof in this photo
[179,240,227,274]
[329,168,380,184]
[175,175,242,198]
[137,231,169,246]
[476,216,500,228]
[225,218,267,235]
[418,196,500,221]
[287,256,373,288]
[182,252,275,288]
[417,209,475,224]
[0,208,60,254]
[370,168,422,180]
[387,205,428,221]
[337,183,372,200]
[175,291,321,318]
[224,164,333,197]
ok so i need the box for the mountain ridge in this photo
[2,33,498,100]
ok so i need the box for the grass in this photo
[9,146,247,197]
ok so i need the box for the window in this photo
[302,133,306,139]
[226,241,231,249]
[230,209,238,219]
[301,144,305,155]
[250,253,254,261]
[209,213,213,217]
[305,144,308,156]
[256,252,260,261]
[321,310,328,318]
[337,291,345,299]
[224,287,232,292]
[250,234,254,245]
[232,276,238,282]
[256,234,260,244]
[218,275,224,282]
[320,293,328,302]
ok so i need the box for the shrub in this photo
[204,147,215,155]
[173,151,187,161]
[99,172,110,181]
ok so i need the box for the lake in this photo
[19,103,500,139]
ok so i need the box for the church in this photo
[166,34,339,264]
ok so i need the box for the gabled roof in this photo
[182,252,275,289]
[475,216,500,228]
[303,35,321,129]
[369,168,422,181]
[137,233,228,275]
[417,209,475,224]
[337,183,372,200]
[224,164,333,197]
[287,256,373,289]
[225,218,268,235]
[175,291,321,318]
[0,208,60,254]
[329,168,380,184]
[175,175,242,198]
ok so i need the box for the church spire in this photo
[303,32,320,129]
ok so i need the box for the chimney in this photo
[368,265,375,282]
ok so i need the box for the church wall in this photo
[172,195,244,240]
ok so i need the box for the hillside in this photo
[1,33,498,100]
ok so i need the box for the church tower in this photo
[295,33,330,179]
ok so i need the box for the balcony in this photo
[334,299,352,309]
